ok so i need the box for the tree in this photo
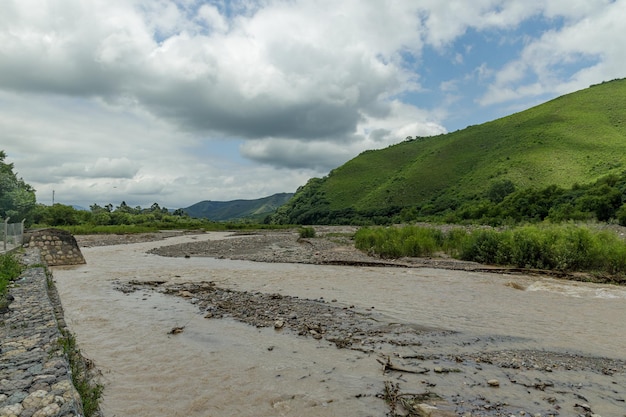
[46,204,80,226]
[487,179,516,203]
[0,151,37,224]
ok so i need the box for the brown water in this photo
[52,233,626,416]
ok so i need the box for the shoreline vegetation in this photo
[355,223,626,285]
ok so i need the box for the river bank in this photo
[66,229,626,416]
[0,250,92,417]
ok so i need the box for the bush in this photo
[355,223,626,278]
[355,226,442,258]
[509,226,551,269]
[1,252,23,295]
[459,229,511,265]
[298,226,316,238]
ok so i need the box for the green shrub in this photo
[298,226,316,238]
[0,253,23,295]
[460,229,511,265]
[355,223,626,278]
[442,228,469,257]
[509,226,551,269]
[355,226,443,258]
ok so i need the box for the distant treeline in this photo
[30,201,289,234]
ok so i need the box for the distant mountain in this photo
[184,193,294,221]
[270,78,626,224]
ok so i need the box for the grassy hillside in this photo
[184,193,294,221]
[272,78,626,224]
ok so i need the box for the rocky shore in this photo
[0,250,90,417]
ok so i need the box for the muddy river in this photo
[51,233,626,416]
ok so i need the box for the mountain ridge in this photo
[184,192,294,221]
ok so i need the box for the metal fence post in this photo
[3,217,9,251]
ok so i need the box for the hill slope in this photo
[184,193,294,221]
[272,78,626,224]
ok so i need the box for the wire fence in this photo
[1,218,25,253]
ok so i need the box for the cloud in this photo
[240,100,447,170]
[478,0,625,106]
[0,0,428,142]
[51,158,139,179]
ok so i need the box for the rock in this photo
[274,320,285,329]
[309,330,323,340]
[416,403,437,416]
[487,379,500,387]
[0,403,24,417]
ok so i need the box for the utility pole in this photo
[52,190,55,205]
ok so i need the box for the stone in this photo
[22,390,55,409]
[32,403,61,417]
[274,320,285,329]
[1,249,87,417]
[0,403,24,417]
[487,379,500,387]
[416,403,437,416]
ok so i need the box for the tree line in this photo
[269,171,626,227]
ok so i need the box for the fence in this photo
[1,218,25,253]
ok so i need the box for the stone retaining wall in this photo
[24,230,85,267]
[0,249,87,417]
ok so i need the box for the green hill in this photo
[184,193,294,221]
[271,78,626,224]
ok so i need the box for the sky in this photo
[1,0,625,209]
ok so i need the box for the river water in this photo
[51,233,626,416]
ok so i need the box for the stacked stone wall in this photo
[24,229,85,266]
[0,250,86,417]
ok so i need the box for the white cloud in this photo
[479,0,625,105]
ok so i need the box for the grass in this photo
[355,223,626,283]
[57,330,103,416]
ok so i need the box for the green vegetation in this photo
[57,329,103,416]
[298,226,316,238]
[270,79,626,225]
[27,201,295,234]
[0,252,23,297]
[0,150,37,223]
[355,225,443,258]
[355,224,626,283]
